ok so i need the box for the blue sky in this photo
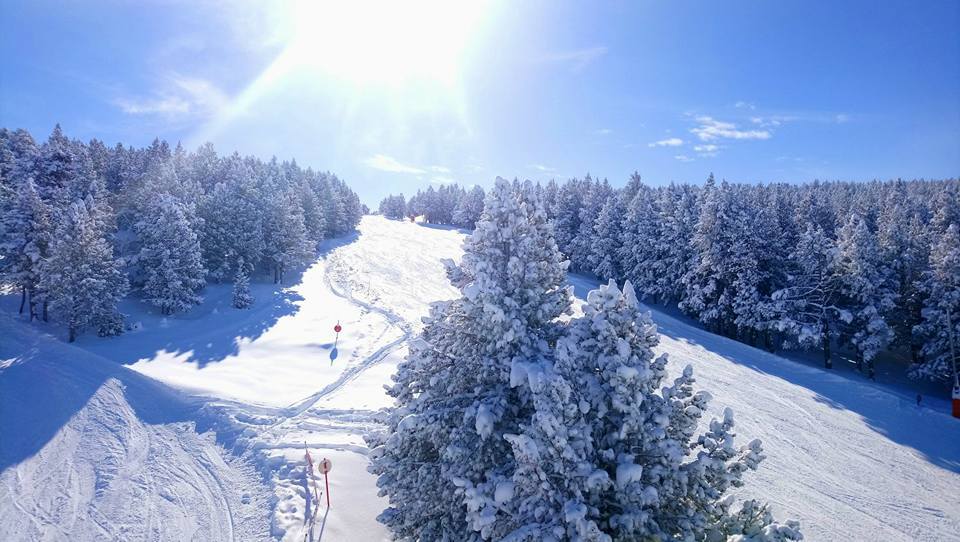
[2,0,958,205]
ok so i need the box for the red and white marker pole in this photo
[319,457,332,507]
[333,321,342,348]
[304,443,320,508]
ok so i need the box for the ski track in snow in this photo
[0,319,273,542]
[3,215,959,541]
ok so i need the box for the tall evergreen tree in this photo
[40,199,128,341]
[771,223,849,368]
[590,195,623,281]
[912,224,960,383]
[834,214,896,377]
[681,175,738,333]
[368,178,572,539]
[135,194,206,314]
[0,178,51,319]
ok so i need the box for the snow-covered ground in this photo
[2,215,959,541]
[0,314,273,541]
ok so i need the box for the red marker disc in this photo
[334,324,342,333]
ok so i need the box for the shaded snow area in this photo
[0,315,272,541]
[2,215,959,541]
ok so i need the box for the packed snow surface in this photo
[2,215,959,541]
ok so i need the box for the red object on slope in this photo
[334,323,342,333]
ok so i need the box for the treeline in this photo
[378,183,485,228]
[0,125,363,341]
[382,174,960,384]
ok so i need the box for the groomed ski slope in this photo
[2,215,959,541]
[0,314,273,541]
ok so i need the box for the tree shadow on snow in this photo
[416,222,473,235]
[0,234,366,474]
[567,273,960,475]
[0,313,202,472]
[67,233,362,371]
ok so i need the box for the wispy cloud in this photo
[364,154,426,174]
[115,76,227,118]
[694,143,721,157]
[429,165,452,174]
[648,137,684,148]
[430,175,457,185]
[529,164,557,173]
[751,112,850,127]
[691,116,771,142]
[542,46,608,73]
[593,128,613,136]
[117,96,191,115]
[674,154,695,162]
[735,101,757,110]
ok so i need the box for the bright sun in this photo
[286,0,489,87]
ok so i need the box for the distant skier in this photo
[916,393,922,407]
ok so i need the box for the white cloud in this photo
[429,165,451,173]
[735,101,757,110]
[364,154,426,174]
[691,116,771,142]
[430,175,456,185]
[674,155,695,162]
[594,128,613,135]
[542,46,608,72]
[835,113,850,123]
[648,137,684,148]
[530,164,556,173]
[117,96,190,115]
[115,76,227,118]
[693,144,721,157]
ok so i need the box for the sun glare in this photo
[286,0,489,86]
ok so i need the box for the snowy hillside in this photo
[2,215,959,541]
[0,313,272,541]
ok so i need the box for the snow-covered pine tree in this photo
[318,174,346,237]
[834,214,897,378]
[368,177,572,540]
[681,175,738,333]
[770,223,848,368]
[379,194,408,220]
[40,198,128,341]
[486,279,801,540]
[135,193,206,314]
[0,128,40,190]
[729,187,782,344]
[200,155,265,281]
[453,185,486,229]
[298,176,327,246]
[0,177,51,319]
[570,176,612,271]
[232,258,254,309]
[590,194,624,281]
[651,183,698,304]
[912,223,960,383]
[552,177,584,257]
[36,124,83,206]
[260,162,314,284]
[619,178,661,299]
[877,188,930,364]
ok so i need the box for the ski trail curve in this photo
[276,251,412,423]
